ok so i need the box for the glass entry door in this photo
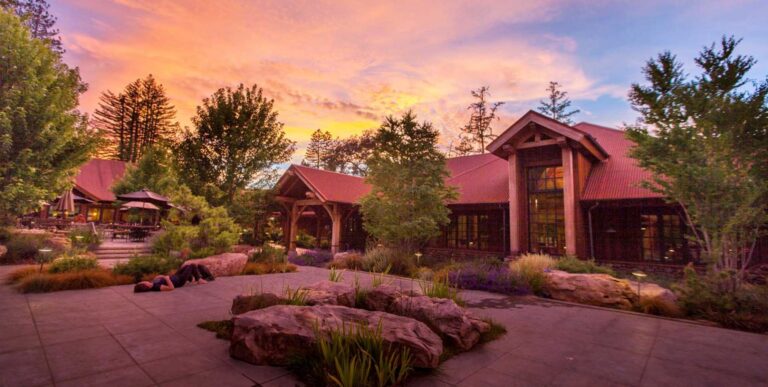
[527,166,565,255]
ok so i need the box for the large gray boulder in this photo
[545,270,638,309]
[303,281,356,306]
[230,305,443,368]
[364,285,490,351]
[182,252,248,277]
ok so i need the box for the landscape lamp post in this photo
[37,248,53,273]
[632,271,647,302]
[414,252,422,266]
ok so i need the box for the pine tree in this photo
[1,0,62,54]
[302,129,334,169]
[538,81,580,124]
[0,10,98,221]
[456,86,504,154]
[92,74,178,162]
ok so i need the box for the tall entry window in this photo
[527,166,565,255]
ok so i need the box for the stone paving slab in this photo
[0,265,767,386]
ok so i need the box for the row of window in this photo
[431,210,506,252]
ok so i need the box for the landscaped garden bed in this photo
[200,278,506,386]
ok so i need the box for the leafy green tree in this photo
[301,129,334,169]
[626,36,768,278]
[111,146,180,196]
[326,130,377,176]
[0,10,98,223]
[176,83,296,205]
[537,81,580,124]
[1,0,62,54]
[92,74,178,162]
[455,86,504,155]
[360,111,457,251]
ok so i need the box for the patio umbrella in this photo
[119,201,160,210]
[54,188,75,216]
[116,189,170,207]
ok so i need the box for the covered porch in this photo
[274,165,369,254]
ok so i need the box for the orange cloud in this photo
[57,0,622,162]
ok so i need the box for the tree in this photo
[1,0,62,54]
[92,74,178,162]
[326,130,377,176]
[111,146,180,196]
[537,81,580,124]
[455,86,504,154]
[176,83,296,205]
[301,129,334,169]
[0,10,98,223]
[626,36,768,279]
[360,111,457,251]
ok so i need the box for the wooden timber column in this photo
[322,203,343,255]
[504,145,521,255]
[288,203,300,252]
[561,143,578,256]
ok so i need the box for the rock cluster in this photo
[230,305,443,368]
[182,252,248,277]
[545,270,639,309]
[228,281,492,369]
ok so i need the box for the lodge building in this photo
[275,111,768,267]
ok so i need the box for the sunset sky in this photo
[51,0,768,162]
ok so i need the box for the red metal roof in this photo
[280,121,660,205]
[575,123,662,201]
[74,159,127,202]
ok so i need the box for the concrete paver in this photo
[0,265,767,386]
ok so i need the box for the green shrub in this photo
[112,255,181,282]
[48,255,99,273]
[510,253,555,295]
[329,252,364,271]
[2,233,48,263]
[555,255,615,276]
[188,247,216,259]
[68,228,101,250]
[674,265,768,333]
[152,225,198,255]
[295,231,316,249]
[15,270,133,293]
[362,246,416,277]
[250,244,286,263]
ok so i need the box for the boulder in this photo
[230,305,443,368]
[231,293,285,315]
[545,270,638,309]
[627,280,680,315]
[364,285,490,351]
[0,244,6,260]
[182,252,248,277]
[303,281,355,306]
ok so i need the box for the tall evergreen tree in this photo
[360,111,457,251]
[1,0,62,54]
[537,81,580,124]
[92,74,178,162]
[176,83,296,205]
[301,129,334,169]
[626,36,768,278]
[0,10,98,222]
[455,86,504,155]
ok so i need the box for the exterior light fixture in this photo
[605,227,616,234]
[414,252,422,266]
[37,248,53,273]
[632,271,647,301]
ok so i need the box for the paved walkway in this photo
[1,266,766,387]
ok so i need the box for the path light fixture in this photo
[37,248,53,273]
[632,271,647,302]
[414,252,422,266]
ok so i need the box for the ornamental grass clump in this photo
[328,267,344,282]
[362,246,416,277]
[555,255,615,276]
[12,269,133,293]
[241,261,297,275]
[510,253,556,295]
[250,244,286,263]
[299,322,413,387]
[328,252,364,271]
[48,255,99,273]
[420,277,463,305]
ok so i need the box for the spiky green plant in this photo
[329,267,344,282]
[283,285,309,305]
[420,277,463,305]
[371,265,392,288]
